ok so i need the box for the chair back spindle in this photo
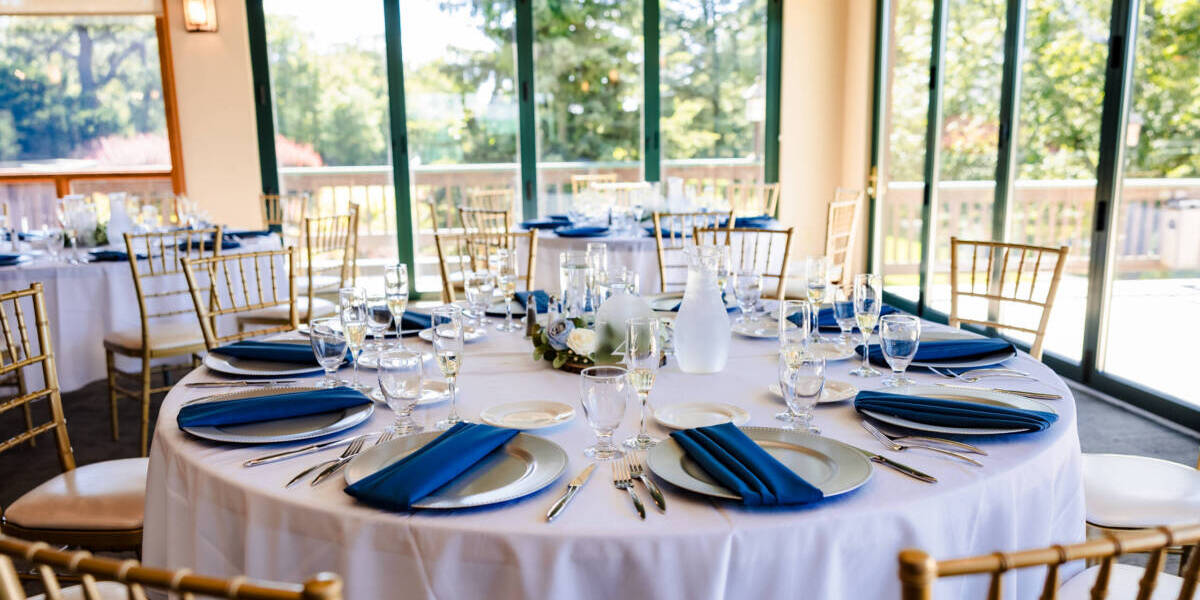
[695,227,795,300]
[181,247,299,349]
[651,211,733,293]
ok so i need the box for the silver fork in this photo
[865,421,988,456]
[628,452,665,512]
[287,435,366,488]
[929,367,1032,383]
[861,421,983,467]
[311,430,396,486]
[613,459,645,519]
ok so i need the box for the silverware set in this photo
[612,459,646,519]
[860,421,983,467]
[928,367,1031,383]
[284,430,394,487]
[186,379,298,388]
[546,454,665,522]
[932,382,1061,400]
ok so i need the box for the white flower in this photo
[566,328,598,356]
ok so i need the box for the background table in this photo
[0,235,280,391]
[144,317,1084,599]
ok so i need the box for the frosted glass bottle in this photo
[673,246,731,373]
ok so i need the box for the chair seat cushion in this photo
[30,581,129,600]
[103,320,204,351]
[3,458,147,531]
[1083,453,1200,528]
[1059,563,1196,599]
[297,274,343,295]
[238,296,336,322]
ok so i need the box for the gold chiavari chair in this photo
[570,173,618,196]
[261,193,309,246]
[588,182,653,209]
[826,187,864,286]
[727,182,780,217]
[948,238,1069,361]
[103,228,223,457]
[0,284,146,554]
[457,207,514,266]
[180,247,299,348]
[463,188,516,213]
[898,523,1200,600]
[298,207,357,303]
[695,227,795,300]
[432,231,538,303]
[652,211,733,293]
[0,534,343,600]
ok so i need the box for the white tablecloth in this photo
[0,235,281,391]
[144,316,1084,599]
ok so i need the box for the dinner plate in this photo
[357,350,434,369]
[806,341,857,361]
[646,427,872,501]
[907,330,1018,369]
[368,380,451,406]
[202,351,326,377]
[343,432,568,509]
[417,325,488,343]
[479,401,575,430]
[731,320,794,339]
[179,386,374,444]
[654,402,751,429]
[647,293,737,313]
[857,384,1057,436]
[768,379,858,404]
[485,299,524,317]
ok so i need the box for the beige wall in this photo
[168,0,261,228]
[777,0,875,279]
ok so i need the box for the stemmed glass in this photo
[850,273,882,377]
[776,300,811,424]
[383,264,409,350]
[308,317,347,388]
[338,287,370,391]
[733,269,763,323]
[579,365,628,460]
[879,314,921,388]
[714,246,732,298]
[377,348,425,436]
[495,251,521,332]
[779,353,825,434]
[431,306,465,430]
[464,270,494,329]
[364,293,392,356]
[623,318,661,450]
[559,251,590,319]
[586,242,608,313]
[804,256,830,343]
[831,286,857,348]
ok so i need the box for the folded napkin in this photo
[225,229,274,238]
[854,391,1056,432]
[515,290,551,313]
[399,311,432,332]
[87,250,140,262]
[521,218,569,230]
[177,386,370,429]
[554,225,610,238]
[178,236,241,251]
[670,423,824,506]
[810,304,900,332]
[733,215,774,228]
[546,214,572,222]
[344,422,519,511]
[858,338,1016,367]
[0,254,28,267]
[209,340,326,365]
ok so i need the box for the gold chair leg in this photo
[1182,545,1194,577]
[105,348,120,441]
[140,356,152,457]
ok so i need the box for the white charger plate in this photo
[807,341,858,361]
[768,379,858,404]
[203,351,326,377]
[654,402,751,429]
[357,350,434,370]
[417,325,488,344]
[858,384,1056,436]
[368,380,450,406]
[479,401,575,430]
[647,293,737,313]
[180,386,373,444]
[731,320,796,339]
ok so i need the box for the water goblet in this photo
[338,287,370,391]
[431,306,465,430]
[879,314,921,388]
[622,318,661,450]
[377,348,425,436]
[464,270,495,329]
[804,256,831,342]
[308,317,348,388]
[779,353,825,434]
[850,273,883,378]
[384,264,409,349]
[579,365,628,460]
[365,294,393,356]
[732,269,763,323]
[832,286,856,348]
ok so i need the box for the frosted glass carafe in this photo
[673,246,731,373]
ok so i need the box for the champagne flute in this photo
[431,306,465,430]
[377,348,424,436]
[776,300,811,424]
[879,314,921,388]
[580,366,628,460]
[779,353,825,434]
[496,251,521,332]
[384,264,410,350]
[623,318,661,449]
[308,317,347,388]
[338,287,369,391]
[804,256,831,343]
[850,273,882,377]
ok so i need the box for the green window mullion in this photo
[245,0,279,227]
[916,0,948,315]
[382,0,417,296]
[516,0,538,220]
[643,0,661,183]
[866,0,892,274]
[764,0,782,185]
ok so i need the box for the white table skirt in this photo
[0,235,281,391]
[143,319,1084,600]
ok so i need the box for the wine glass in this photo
[365,294,392,356]
[464,270,494,329]
[850,273,882,377]
[804,256,831,343]
[776,300,811,424]
[384,264,409,350]
[308,317,347,388]
[495,251,521,332]
[377,348,424,436]
[879,314,921,388]
[579,365,628,460]
[832,286,857,347]
[733,269,763,323]
[431,306,465,430]
[779,353,825,433]
[338,287,370,391]
[623,318,661,450]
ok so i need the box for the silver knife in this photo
[933,382,1060,400]
[849,444,937,483]
[243,434,367,468]
[546,463,597,522]
[186,380,298,388]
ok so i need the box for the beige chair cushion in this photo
[3,458,147,531]
[1059,563,1196,599]
[238,296,336,322]
[103,320,204,351]
[297,273,343,295]
[30,581,129,600]
[1083,453,1200,529]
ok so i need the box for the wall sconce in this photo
[183,0,218,32]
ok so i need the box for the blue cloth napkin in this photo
[809,305,900,332]
[344,422,520,511]
[399,311,432,332]
[209,340,325,365]
[733,215,774,228]
[854,391,1056,432]
[515,290,551,313]
[178,236,241,251]
[225,229,274,238]
[857,338,1016,367]
[87,250,139,262]
[554,225,610,238]
[177,386,370,429]
[546,214,571,222]
[670,423,824,506]
[521,218,569,230]
[0,254,28,267]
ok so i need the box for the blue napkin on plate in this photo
[399,311,432,332]
[554,225,610,238]
[87,250,141,262]
[513,290,551,313]
[670,423,824,506]
[547,214,571,222]
[177,386,370,429]
[733,215,773,228]
[210,340,324,365]
[178,235,241,251]
[344,422,520,511]
[854,391,1056,431]
[809,305,900,332]
[521,218,569,230]
[857,338,1016,366]
[0,254,28,267]
[225,229,274,238]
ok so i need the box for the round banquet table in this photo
[143,317,1085,599]
[0,234,281,391]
